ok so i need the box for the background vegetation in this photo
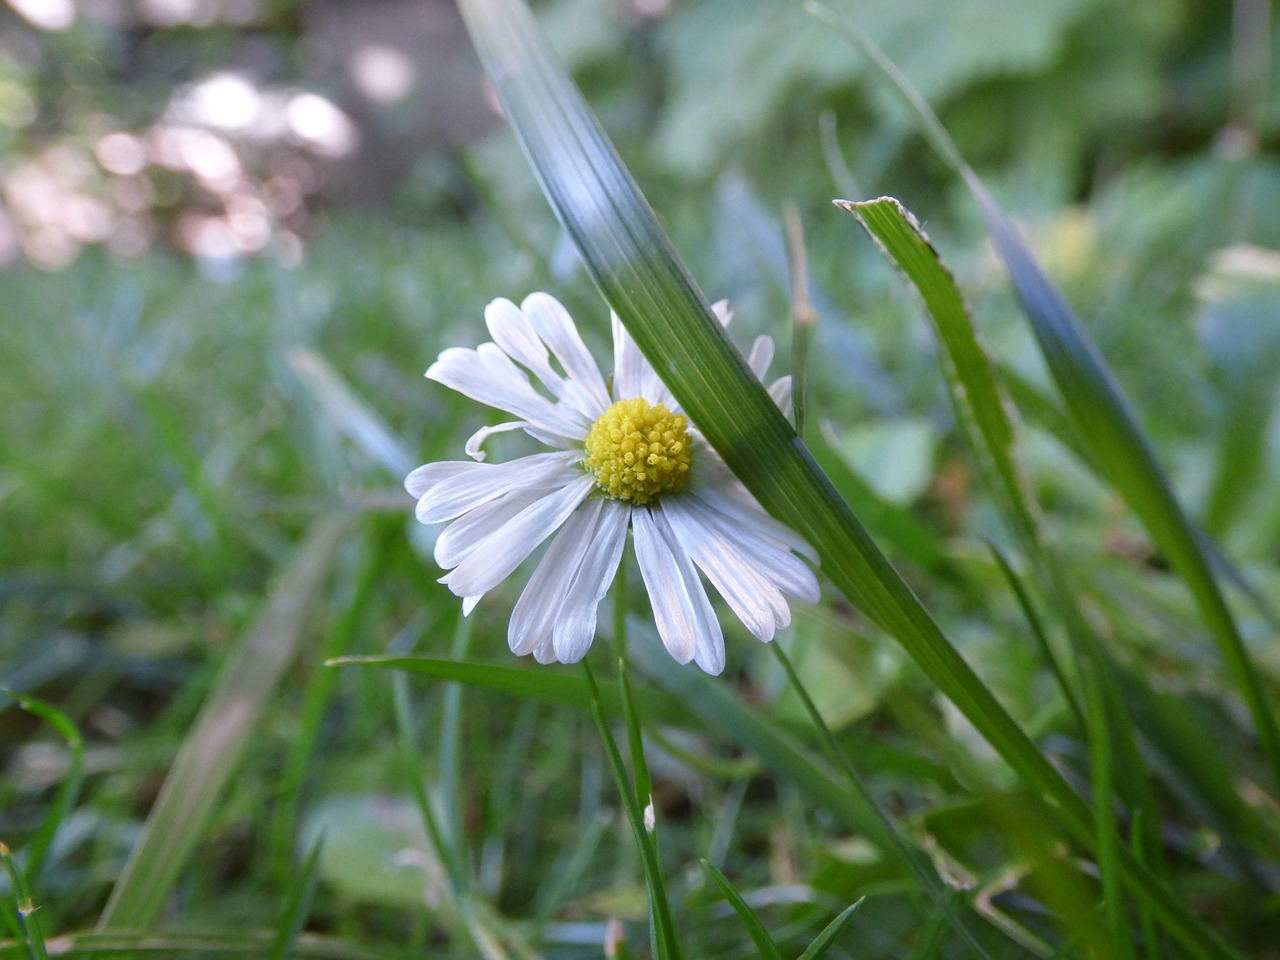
[3,0,1280,957]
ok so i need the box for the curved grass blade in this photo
[807,0,1280,798]
[699,861,783,960]
[456,2,1244,957]
[840,195,1164,857]
[835,197,1036,541]
[5,693,84,892]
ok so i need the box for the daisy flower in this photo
[405,293,819,675]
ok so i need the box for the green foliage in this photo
[4,1,1280,959]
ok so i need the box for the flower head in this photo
[405,293,819,675]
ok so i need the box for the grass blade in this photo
[455,3,1241,958]
[809,0,1280,798]
[270,524,389,880]
[835,196,1036,540]
[0,844,49,960]
[582,663,682,960]
[797,898,863,960]
[98,517,347,930]
[268,837,325,960]
[973,184,1280,792]
[330,655,686,720]
[1082,665,1136,960]
[6,693,84,892]
[699,861,783,960]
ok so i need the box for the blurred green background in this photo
[3,0,1280,957]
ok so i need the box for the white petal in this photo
[611,313,671,405]
[509,497,602,657]
[428,344,587,443]
[655,506,726,675]
[441,475,594,597]
[462,596,481,616]
[532,635,558,664]
[633,505,721,669]
[434,490,543,569]
[680,493,819,603]
[406,460,477,498]
[521,293,611,413]
[662,499,784,642]
[464,421,527,462]
[747,335,774,380]
[692,614,726,675]
[711,300,733,327]
[485,298,566,397]
[768,375,792,419]
[416,450,580,524]
[611,312,645,401]
[688,474,818,563]
[553,500,628,664]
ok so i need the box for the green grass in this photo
[4,1,1280,957]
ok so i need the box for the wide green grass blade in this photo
[455,3,1240,958]
[835,197,1036,540]
[330,654,685,720]
[808,0,1280,798]
[97,517,347,930]
[699,861,783,960]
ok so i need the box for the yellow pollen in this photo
[583,397,693,504]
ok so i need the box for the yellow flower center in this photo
[583,397,692,504]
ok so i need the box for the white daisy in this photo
[405,292,819,675]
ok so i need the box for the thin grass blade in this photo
[699,861,784,960]
[268,837,324,960]
[796,898,864,960]
[1,843,49,960]
[1082,664,1136,960]
[6,694,84,891]
[582,664,682,960]
[835,197,1036,540]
